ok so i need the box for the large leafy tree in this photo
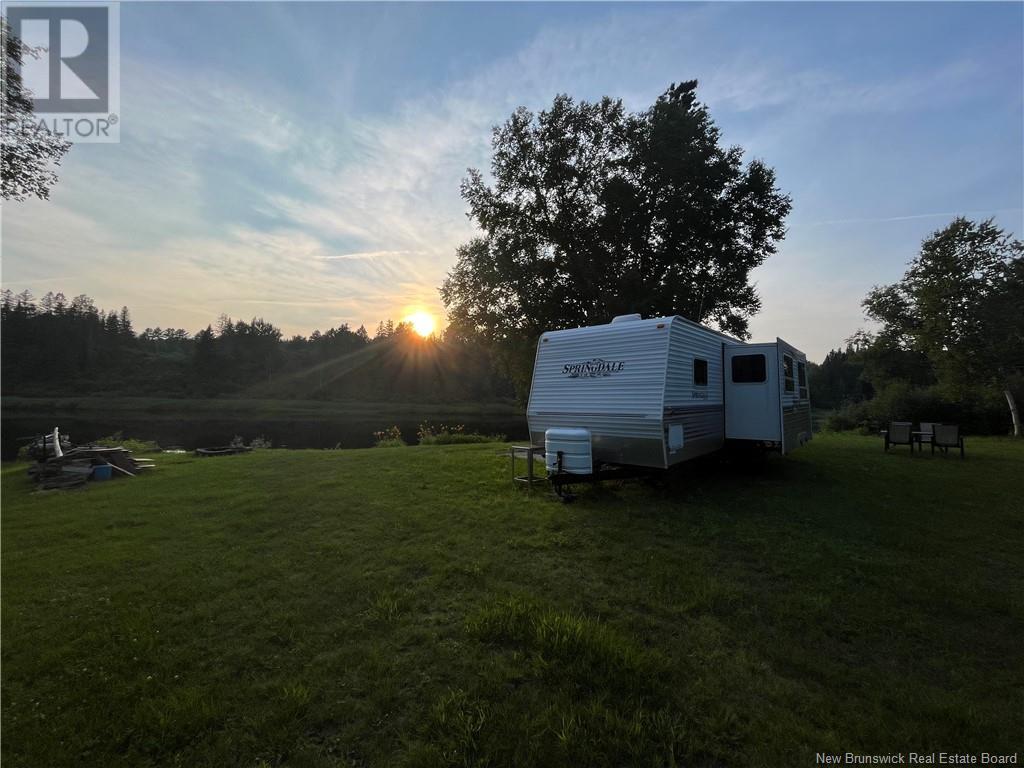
[441,81,792,397]
[1,18,71,201]
[863,217,1024,436]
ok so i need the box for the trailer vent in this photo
[611,314,642,324]
[545,428,592,475]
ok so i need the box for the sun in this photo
[405,311,436,338]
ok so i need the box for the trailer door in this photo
[724,344,782,442]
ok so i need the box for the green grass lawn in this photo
[2,434,1022,767]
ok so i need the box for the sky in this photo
[2,1,1022,361]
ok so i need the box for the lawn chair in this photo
[882,421,914,453]
[931,424,965,459]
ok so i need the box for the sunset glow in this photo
[406,312,436,338]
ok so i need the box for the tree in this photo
[39,291,56,315]
[863,217,1024,436]
[441,81,791,398]
[393,321,415,338]
[374,319,395,340]
[191,326,221,395]
[70,294,96,317]
[15,289,36,314]
[808,346,872,410]
[118,307,134,337]
[104,310,120,336]
[1,19,71,201]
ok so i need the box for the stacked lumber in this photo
[28,446,155,491]
[28,460,92,490]
[22,432,73,461]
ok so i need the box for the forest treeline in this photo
[0,289,514,402]
[807,218,1023,437]
[808,333,1017,435]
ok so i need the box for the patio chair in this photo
[931,424,965,459]
[882,421,914,453]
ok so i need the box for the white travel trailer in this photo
[527,314,812,474]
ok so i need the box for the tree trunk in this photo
[1006,387,1022,437]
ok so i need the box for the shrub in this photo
[823,408,860,433]
[228,434,273,449]
[373,425,406,447]
[94,431,161,454]
[824,383,1012,435]
[417,421,505,445]
[193,434,271,451]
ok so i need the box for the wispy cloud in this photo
[810,208,1023,226]
[323,250,423,261]
[703,57,984,116]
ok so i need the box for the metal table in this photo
[912,431,932,452]
[510,445,546,490]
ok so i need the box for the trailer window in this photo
[797,361,808,400]
[784,354,795,392]
[693,358,708,386]
[731,354,766,383]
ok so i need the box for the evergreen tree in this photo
[118,306,134,337]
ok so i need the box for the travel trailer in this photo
[526,314,812,475]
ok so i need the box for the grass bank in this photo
[2,434,1021,766]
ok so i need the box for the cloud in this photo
[809,208,1023,227]
[323,250,423,261]
[1,3,1019,359]
[702,56,984,116]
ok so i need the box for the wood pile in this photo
[28,446,155,491]
[23,432,73,462]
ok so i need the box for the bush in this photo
[823,408,861,433]
[824,384,1012,435]
[230,434,272,449]
[416,421,505,445]
[373,425,407,448]
[94,431,161,453]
